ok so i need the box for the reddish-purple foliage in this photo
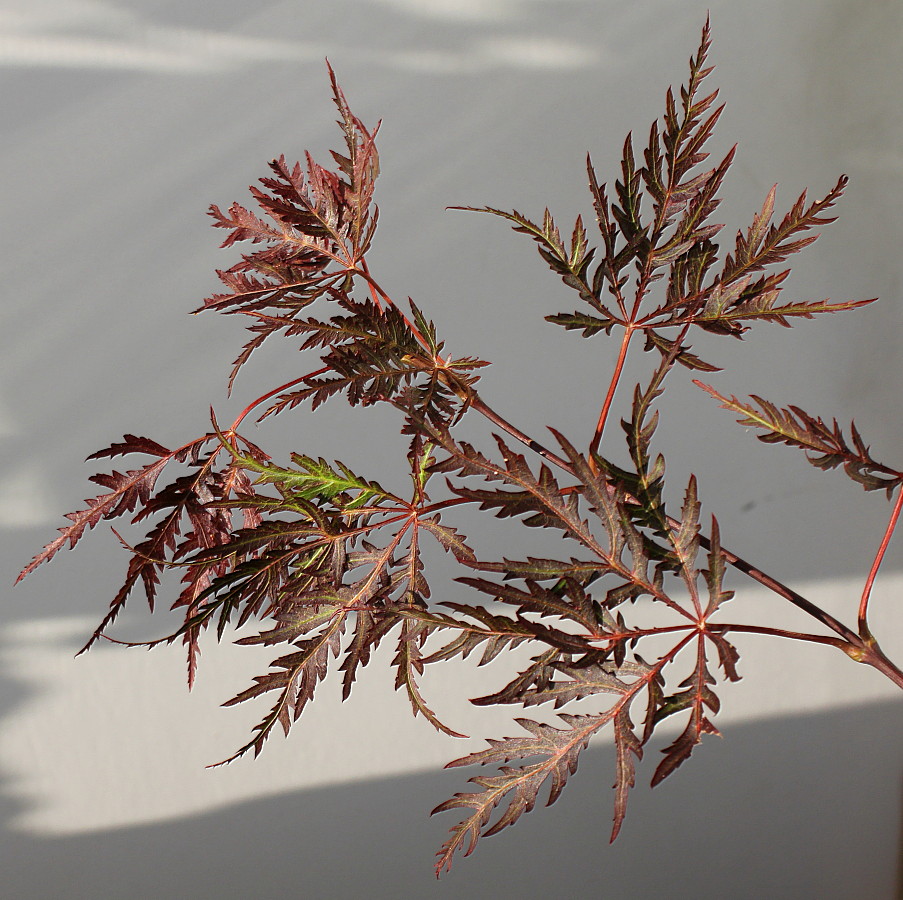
[19,20,903,876]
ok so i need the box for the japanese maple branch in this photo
[694,535,903,687]
[330,252,903,685]
[459,389,903,686]
[594,622,849,649]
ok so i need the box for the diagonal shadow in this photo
[2,699,901,899]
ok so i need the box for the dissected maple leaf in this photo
[696,382,903,494]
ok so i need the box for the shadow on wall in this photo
[2,5,903,897]
[2,699,901,900]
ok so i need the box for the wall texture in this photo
[3,1,902,896]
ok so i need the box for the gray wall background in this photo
[3,1,903,896]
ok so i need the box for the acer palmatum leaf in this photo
[651,638,722,786]
[696,381,903,494]
[393,617,468,739]
[721,175,848,285]
[433,714,610,875]
[18,449,172,582]
[213,609,347,766]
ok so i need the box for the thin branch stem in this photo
[711,623,851,651]
[696,529,903,687]
[467,395,573,472]
[862,643,903,690]
[358,258,385,311]
[589,325,634,459]
[227,369,329,433]
[859,485,903,638]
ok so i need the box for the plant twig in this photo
[859,486,903,639]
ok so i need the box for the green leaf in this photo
[228,447,401,509]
